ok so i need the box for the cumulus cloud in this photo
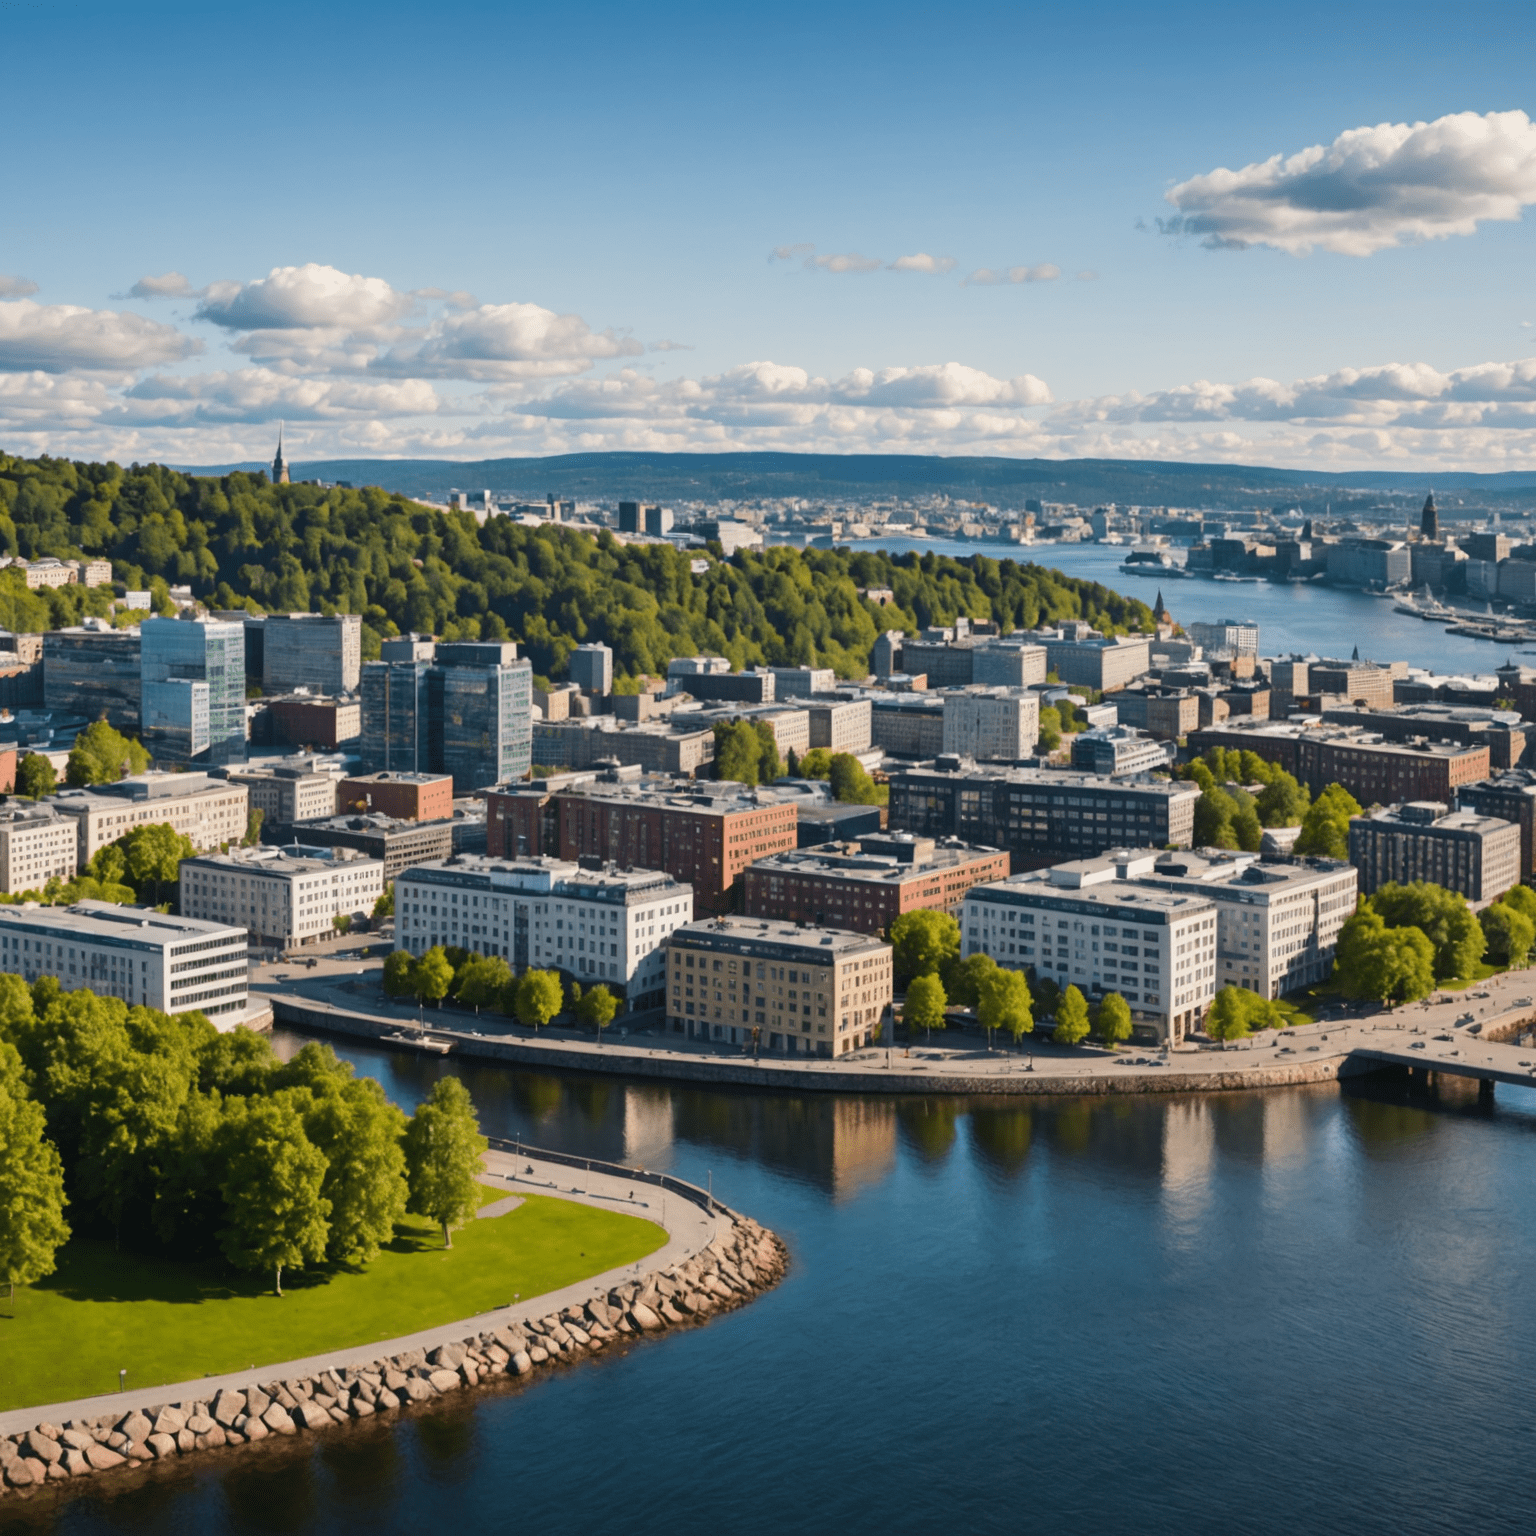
[129,272,195,299]
[648,339,693,352]
[807,252,883,274]
[888,253,958,274]
[121,368,440,425]
[0,300,199,374]
[197,263,412,330]
[374,300,643,381]
[0,276,39,299]
[965,264,1062,286]
[1164,108,1536,256]
[769,243,815,263]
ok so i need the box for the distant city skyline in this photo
[1,0,1533,472]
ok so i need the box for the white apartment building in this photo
[941,686,1041,762]
[806,697,873,755]
[1140,848,1358,998]
[1188,620,1260,658]
[0,899,250,1022]
[394,854,692,1011]
[0,805,78,893]
[47,774,249,863]
[963,851,1219,1045]
[180,845,384,950]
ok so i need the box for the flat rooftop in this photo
[397,853,688,901]
[671,915,888,958]
[748,839,1004,885]
[0,899,245,948]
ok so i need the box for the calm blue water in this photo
[849,537,1521,675]
[22,1033,1536,1536]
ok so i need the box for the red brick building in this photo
[1192,720,1489,805]
[487,778,798,915]
[741,833,1009,936]
[337,770,454,823]
[262,695,361,751]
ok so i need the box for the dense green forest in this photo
[0,451,1154,683]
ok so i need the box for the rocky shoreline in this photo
[0,1215,787,1501]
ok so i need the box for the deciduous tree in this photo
[15,753,54,800]
[382,950,416,999]
[513,968,564,1031]
[904,973,947,1043]
[889,910,960,986]
[577,984,618,1038]
[414,946,454,1007]
[1480,901,1534,967]
[456,954,511,1013]
[1051,984,1091,1046]
[1294,783,1362,859]
[1094,992,1133,1050]
[978,967,1033,1047]
[403,1077,488,1249]
[0,1043,70,1298]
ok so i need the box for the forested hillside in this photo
[0,452,1154,682]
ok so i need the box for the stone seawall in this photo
[0,1209,786,1502]
[275,998,1363,1096]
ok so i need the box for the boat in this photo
[1118,551,1186,578]
[384,1030,454,1054]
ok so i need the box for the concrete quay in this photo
[259,947,1536,1098]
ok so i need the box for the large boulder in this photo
[59,1429,94,1452]
[147,1433,178,1460]
[402,1377,436,1403]
[151,1408,186,1437]
[427,1341,467,1370]
[185,1414,216,1436]
[629,1303,663,1331]
[84,1444,126,1472]
[4,1458,42,1488]
[428,1370,461,1393]
[261,1405,296,1434]
[511,1351,532,1376]
[60,1448,91,1477]
[117,1411,152,1443]
[295,1402,331,1432]
[211,1391,247,1428]
[22,1431,62,1464]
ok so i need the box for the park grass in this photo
[0,1188,665,1413]
[1434,961,1505,993]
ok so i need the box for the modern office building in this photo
[961,852,1220,1045]
[570,643,614,697]
[533,717,718,777]
[336,771,454,822]
[360,640,533,792]
[487,771,799,914]
[180,844,384,950]
[1307,659,1396,709]
[46,773,249,863]
[1043,634,1152,692]
[667,663,775,704]
[1320,704,1527,771]
[617,501,641,533]
[0,900,249,1021]
[888,760,1200,869]
[972,642,1049,689]
[940,687,1040,761]
[871,693,946,757]
[140,616,247,764]
[1188,620,1260,657]
[275,813,455,880]
[1348,801,1521,906]
[741,833,1009,936]
[770,666,836,698]
[394,854,691,1010]
[262,613,362,695]
[43,625,142,728]
[806,697,873,755]
[1457,770,1536,880]
[1070,726,1174,776]
[254,693,362,750]
[1111,685,1201,741]
[0,804,78,893]
[665,915,892,1056]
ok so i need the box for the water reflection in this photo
[968,1105,1032,1176]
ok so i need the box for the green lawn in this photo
[1434,962,1505,992]
[0,1189,665,1412]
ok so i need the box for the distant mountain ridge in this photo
[177,450,1536,510]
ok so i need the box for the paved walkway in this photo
[0,1151,722,1437]
[261,953,1536,1095]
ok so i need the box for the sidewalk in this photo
[0,1152,722,1437]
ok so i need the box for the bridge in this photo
[1346,1033,1536,1091]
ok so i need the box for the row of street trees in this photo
[382,945,619,1036]
[0,976,489,1299]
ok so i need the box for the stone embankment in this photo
[0,1216,786,1499]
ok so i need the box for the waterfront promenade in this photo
[0,1150,719,1438]
[259,948,1536,1097]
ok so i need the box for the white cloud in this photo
[197,263,412,330]
[965,264,1062,286]
[0,276,39,299]
[769,243,815,263]
[1164,109,1536,256]
[807,253,883,274]
[888,253,957,274]
[121,368,440,426]
[374,301,643,381]
[129,272,195,299]
[0,300,199,374]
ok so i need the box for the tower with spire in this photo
[272,425,290,486]
[1420,490,1438,542]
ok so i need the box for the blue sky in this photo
[1,0,1533,470]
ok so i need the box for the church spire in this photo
[272,424,290,485]
[1420,489,1438,541]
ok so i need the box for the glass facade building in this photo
[359,641,532,792]
[43,627,142,728]
[140,617,246,764]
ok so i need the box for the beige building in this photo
[1348,801,1520,908]
[0,805,78,893]
[666,914,892,1057]
[47,774,249,863]
[180,844,383,950]
[806,697,873,754]
[225,760,343,826]
[940,686,1040,761]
